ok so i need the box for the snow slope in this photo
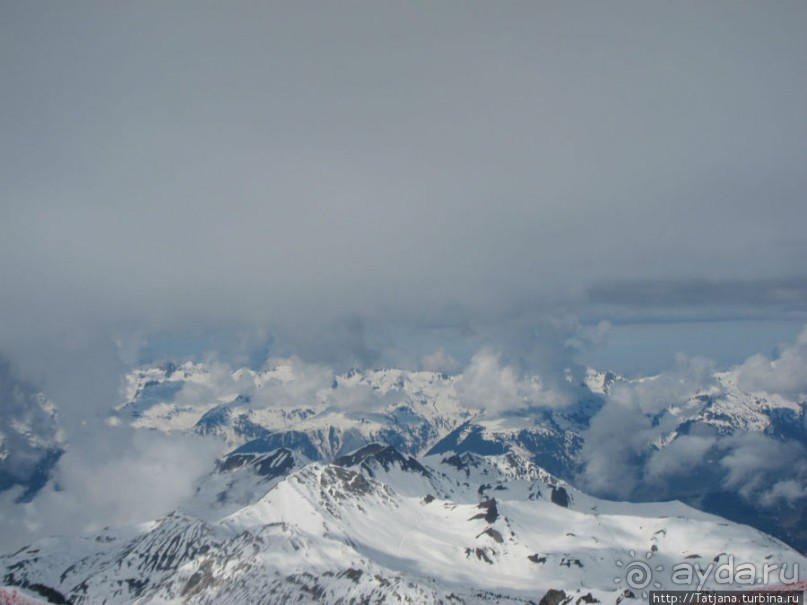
[110,359,807,553]
[2,445,803,605]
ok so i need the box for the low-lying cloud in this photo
[1,0,806,555]
[718,432,807,505]
[456,348,578,414]
[0,428,219,551]
[578,330,807,511]
[736,325,807,397]
[579,353,718,497]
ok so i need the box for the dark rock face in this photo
[560,557,583,568]
[440,453,479,477]
[338,568,363,583]
[334,443,430,477]
[216,448,295,478]
[226,433,321,461]
[333,443,387,467]
[320,466,375,498]
[464,547,494,564]
[370,445,430,476]
[427,424,509,457]
[540,588,568,605]
[426,419,584,478]
[470,499,499,523]
[477,528,504,544]
[551,486,570,508]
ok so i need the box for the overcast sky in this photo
[1,1,807,551]
[1,1,806,380]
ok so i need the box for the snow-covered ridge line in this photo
[2,443,804,605]
[114,359,804,471]
[115,361,477,458]
[107,358,807,555]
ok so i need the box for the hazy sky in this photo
[1,2,807,549]
[1,1,806,379]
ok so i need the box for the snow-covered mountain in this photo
[116,362,805,469]
[110,359,807,553]
[115,361,477,460]
[3,442,804,604]
[3,357,804,603]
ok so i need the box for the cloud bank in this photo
[578,330,807,511]
[736,326,807,398]
[0,0,805,552]
[0,428,219,551]
[2,1,806,357]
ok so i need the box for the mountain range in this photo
[113,359,807,551]
[1,358,805,604]
[3,441,804,604]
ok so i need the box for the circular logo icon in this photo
[614,549,663,598]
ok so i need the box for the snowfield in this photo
[2,444,804,604]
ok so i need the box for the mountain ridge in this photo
[2,442,803,604]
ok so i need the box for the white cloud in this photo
[578,343,807,509]
[718,432,807,501]
[169,355,396,414]
[0,428,219,550]
[455,348,574,414]
[736,325,807,398]
[644,434,716,483]
[2,2,806,387]
[760,479,806,507]
[578,354,718,498]
[420,348,460,374]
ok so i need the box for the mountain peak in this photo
[334,443,431,477]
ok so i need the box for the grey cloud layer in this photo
[2,1,806,340]
[1,1,805,555]
[1,1,806,465]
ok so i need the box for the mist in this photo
[2,3,805,374]
[1,0,806,554]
